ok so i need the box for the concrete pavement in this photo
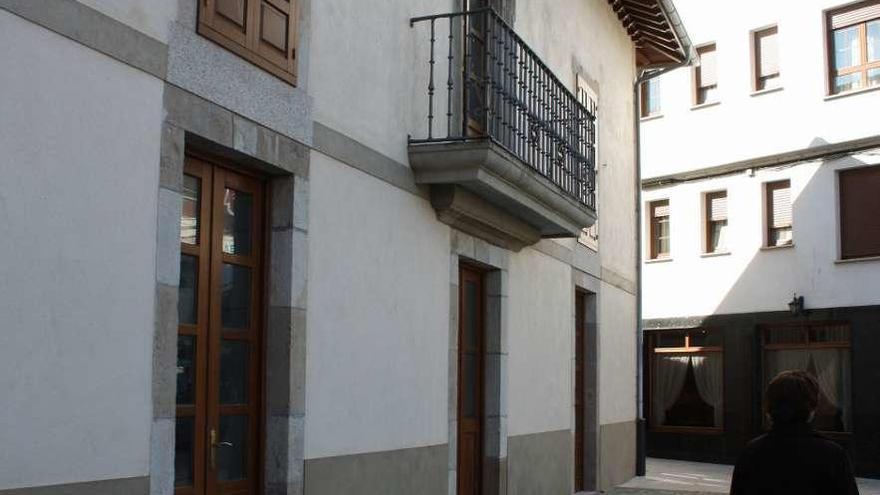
[605,457,880,495]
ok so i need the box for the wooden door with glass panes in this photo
[176,156,264,495]
[458,265,485,495]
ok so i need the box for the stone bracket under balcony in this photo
[409,139,597,252]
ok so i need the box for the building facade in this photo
[0,0,691,493]
[639,0,880,478]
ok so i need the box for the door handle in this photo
[210,429,234,470]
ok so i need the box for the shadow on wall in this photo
[710,137,869,316]
[687,137,880,475]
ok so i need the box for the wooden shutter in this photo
[698,45,717,87]
[254,0,297,74]
[199,0,299,85]
[707,192,727,221]
[653,201,670,218]
[756,28,779,77]
[202,0,251,47]
[767,180,791,228]
[830,0,880,29]
[840,166,880,259]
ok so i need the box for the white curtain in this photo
[652,356,690,426]
[811,349,851,430]
[692,354,724,427]
[765,349,810,384]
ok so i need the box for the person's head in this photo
[764,370,820,426]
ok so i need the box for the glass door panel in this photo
[176,157,263,495]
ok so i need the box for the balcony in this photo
[409,8,597,251]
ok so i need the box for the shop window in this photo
[762,323,852,432]
[649,330,724,431]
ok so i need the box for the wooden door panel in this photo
[458,266,484,495]
[574,291,586,491]
[177,157,264,495]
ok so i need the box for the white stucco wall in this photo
[304,152,451,459]
[641,0,880,179]
[507,251,573,436]
[0,11,163,488]
[642,150,880,319]
[516,0,638,284]
[598,283,638,424]
[77,0,178,42]
[308,0,456,164]
[640,0,880,320]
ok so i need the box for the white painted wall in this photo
[642,149,880,319]
[308,0,456,164]
[304,152,451,459]
[640,0,880,320]
[598,283,638,424]
[309,0,640,440]
[515,0,638,285]
[0,11,163,488]
[507,251,573,436]
[77,0,178,42]
[641,0,880,179]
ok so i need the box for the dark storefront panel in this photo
[643,305,880,478]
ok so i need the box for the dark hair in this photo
[764,370,820,425]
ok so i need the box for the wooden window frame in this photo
[647,329,724,435]
[648,199,670,260]
[838,165,880,259]
[764,179,792,248]
[640,78,661,118]
[198,0,300,86]
[752,25,780,92]
[825,1,880,95]
[759,322,852,436]
[692,43,718,106]
[704,190,728,254]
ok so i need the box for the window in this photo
[765,180,792,247]
[694,44,718,105]
[762,323,851,432]
[577,73,599,251]
[649,200,670,259]
[649,329,724,431]
[827,1,880,94]
[640,78,661,117]
[839,165,880,259]
[198,0,299,85]
[705,191,728,253]
[753,26,780,91]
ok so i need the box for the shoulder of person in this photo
[742,433,771,452]
[810,431,849,455]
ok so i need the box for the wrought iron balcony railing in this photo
[409,8,597,210]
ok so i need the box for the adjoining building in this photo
[639,0,880,478]
[0,0,693,493]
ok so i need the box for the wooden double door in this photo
[458,265,485,495]
[175,156,265,495]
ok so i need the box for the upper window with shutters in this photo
[704,191,728,254]
[826,0,880,95]
[838,165,880,260]
[693,44,718,106]
[752,26,780,92]
[765,180,792,248]
[198,0,299,85]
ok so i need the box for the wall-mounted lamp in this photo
[788,293,805,317]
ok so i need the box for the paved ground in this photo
[603,457,880,494]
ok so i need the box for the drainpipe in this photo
[633,0,697,477]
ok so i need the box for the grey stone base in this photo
[600,420,637,490]
[0,477,149,495]
[507,429,573,495]
[304,444,448,495]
